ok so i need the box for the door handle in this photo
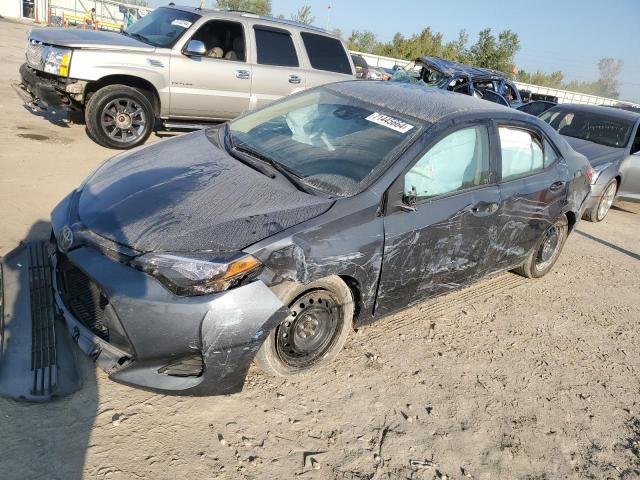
[288,75,301,84]
[469,202,499,216]
[236,70,250,80]
[549,181,565,192]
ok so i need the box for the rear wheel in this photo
[255,276,354,377]
[514,216,568,279]
[584,179,617,222]
[85,84,154,149]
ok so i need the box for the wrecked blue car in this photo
[0,81,591,400]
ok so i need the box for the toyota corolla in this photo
[0,81,592,399]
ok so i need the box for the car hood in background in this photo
[29,28,154,51]
[78,130,333,252]
[562,136,626,167]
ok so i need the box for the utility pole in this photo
[325,2,331,30]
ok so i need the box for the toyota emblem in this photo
[59,225,74,252]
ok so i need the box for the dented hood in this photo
[78,130,333,253]
[29,28,154,51]
[562,136,626,167]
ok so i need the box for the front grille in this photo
[56,254,110,341]
[26,41,43,69]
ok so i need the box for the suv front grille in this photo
[26,41,43,69]
[56,254,110,341]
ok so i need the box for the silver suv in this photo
[19,6,355,149]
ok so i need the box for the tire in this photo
[583,179,617,222]
[85,84,154,149]
[514,215,569,279]
[254,276,354,377]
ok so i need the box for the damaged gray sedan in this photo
[0,81,592,400]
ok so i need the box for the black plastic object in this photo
[0,241,80,401]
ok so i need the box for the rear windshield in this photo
[540,109,633,148]
[228,89,423,196]
[124,7,200,48]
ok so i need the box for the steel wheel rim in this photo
[535,224,562,271]
[101,97,146,144]
[276,291,343,369]
[597,182,616,221]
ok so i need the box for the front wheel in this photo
[584,179,617,222]
[255,276,354,377]
[514,216,568,279]
[85,84,154,149]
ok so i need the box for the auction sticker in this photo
[171,19,193,28]
[366,112,414,133]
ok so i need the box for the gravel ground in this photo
[1,19,640,480]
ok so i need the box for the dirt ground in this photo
[1,19,640,480]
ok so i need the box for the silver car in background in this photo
[540,104,640,221]
[19,6,355,149]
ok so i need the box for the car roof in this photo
[416,56,506,79]
[325,80,523,123]
[549,103,640,121]
[165,5,334,36]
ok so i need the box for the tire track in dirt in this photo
[365,272,528,341]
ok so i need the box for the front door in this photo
[170,19,251,119]
[375,123,501,316]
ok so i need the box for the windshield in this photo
[391,61,448,87]
[124,7,200,48]
[228,89,423,196]
[540,109,633,148]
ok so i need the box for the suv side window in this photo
[254,26,298,67]
[405,125,490,200]
[499,127,545,180]
[190,20,245,61]
[300,32,351,75]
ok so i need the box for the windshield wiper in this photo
[122,30,154,46]
[226,127,311,194]
[224,127,275,179]
[233,144,311,194]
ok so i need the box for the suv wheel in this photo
[85,84,154,149]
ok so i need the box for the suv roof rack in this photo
[219,8,329,34]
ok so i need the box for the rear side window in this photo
[405,126,490,199]
[499,127,544,180]
[254,27,298,67]
[300,32,351,75]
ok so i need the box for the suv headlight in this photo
[591,162,613,184]
[43,47,72,77]
[130,252,262,296]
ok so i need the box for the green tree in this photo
[291,5,314,25]
[468,28,520,77]
[215,0,272,15]
[347,30,379,53]
[597,57,623,98]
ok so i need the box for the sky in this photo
[149,0,640,102]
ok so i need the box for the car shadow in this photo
[21,103,71,129]
[0,220,98,480]
[575,229,640,262]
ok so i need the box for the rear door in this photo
[375,122,502,316]
[250,25,305,110]
[299,32,354,88]
[169,19,251,119]
[492,123,568,271]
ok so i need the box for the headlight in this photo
[591,162,613,184]
[43,47,72,77]
[130,252,262,296]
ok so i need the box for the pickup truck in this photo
[19,6,355,149]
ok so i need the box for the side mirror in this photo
[398,186,418,212]
[184,39,206,56]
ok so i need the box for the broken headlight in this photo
[130,252,262,296]
[43,46,72,77]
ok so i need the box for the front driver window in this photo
[404,126,490,200]
[499,127,544,180]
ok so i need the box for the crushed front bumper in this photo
[52,244,288,396]
[18,63,86,110]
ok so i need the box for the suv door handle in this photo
[549,181,565,192]
[236,70,250,80]
[469,202,499,216]
[288,75,301,84]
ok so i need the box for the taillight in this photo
[585,166,595,184]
